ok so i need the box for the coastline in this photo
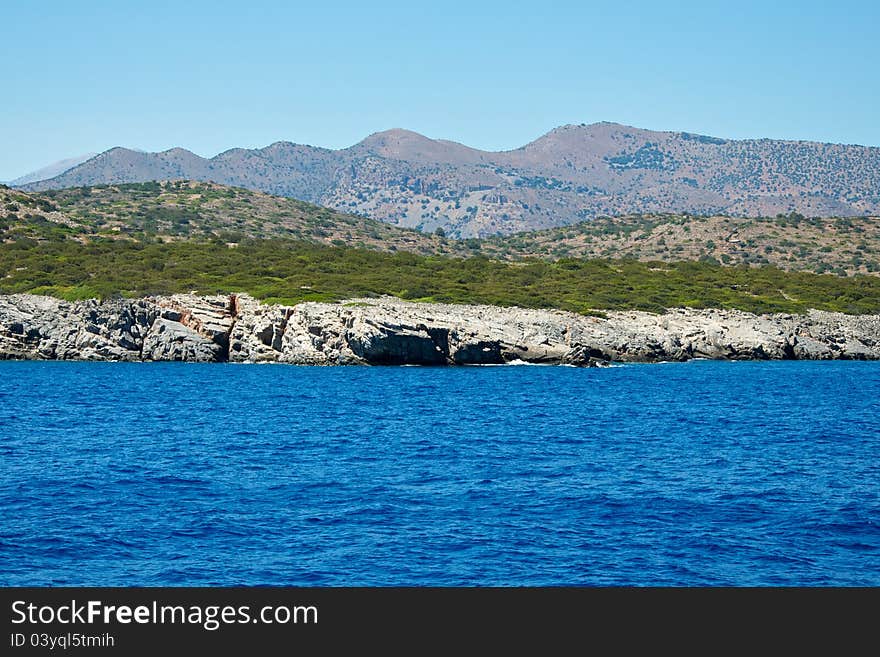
[2,292,878,366]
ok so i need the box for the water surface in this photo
[1,360,878,585]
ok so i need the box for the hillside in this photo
[487,212,880,277]
[18,123,880,237]
[0,181,457,256]
[2,182,879,315]
[2,182,878,277]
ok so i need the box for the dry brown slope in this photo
[19,123,880,237]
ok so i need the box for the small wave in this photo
[150,475,208,487]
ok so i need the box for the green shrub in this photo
[1,239,878,314]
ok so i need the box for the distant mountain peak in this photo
[160,147,199,157]
[104,146,139,156]
[557,121,630,130]
[357,128,442,150]
[9,153,98,186]
[355,128,484,163]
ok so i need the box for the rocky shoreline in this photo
[1,293,879,365]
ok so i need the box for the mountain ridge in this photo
[19,123,880,237]
[9,152,98,186]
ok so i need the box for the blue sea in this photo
[0,360,878,586]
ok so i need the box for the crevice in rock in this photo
[272,308,295,352]
[421,325,450,360]
[139,308,158,362]
[216,294,239,363]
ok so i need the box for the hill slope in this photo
[486,212,880,277]
[9,153,97,186]
[20,123,880,237]
[2,182,878,276]
[0,181,456,255]
[2,182,879,315]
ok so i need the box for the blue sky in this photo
[2,0,878,180]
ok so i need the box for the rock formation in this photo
[1,293,878,365]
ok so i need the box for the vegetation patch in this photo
[1,238,878,314]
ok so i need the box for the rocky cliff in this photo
[1,293,878,365]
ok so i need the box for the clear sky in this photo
[2,0,878,180]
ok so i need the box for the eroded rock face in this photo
[273,300,601,366]
[0,295,159,361]
[152,294,235,350]
[588,308,880,363]
[0,293,879,365]
[228,294,293,363]
[141,318,222,362]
